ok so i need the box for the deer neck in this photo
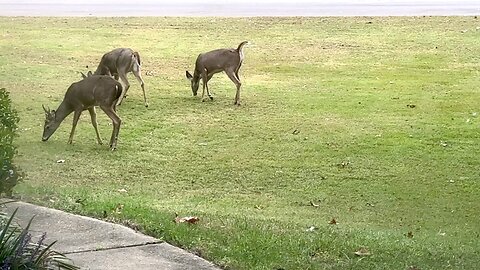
[54,101,73,124]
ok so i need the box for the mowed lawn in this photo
[1,16,479,269]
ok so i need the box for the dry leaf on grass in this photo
[328,218,337,225]
[305,226,316,232]
[354,247,371,256]
[175,216,200,224]
[114,204,124,214]
[310,201,320,207]
[406,231,414,238]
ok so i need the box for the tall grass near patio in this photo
[0,16,479,269]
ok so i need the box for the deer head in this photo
[185,71,200,96]
[42,105,61,141]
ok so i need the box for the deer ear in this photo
[80,72,87,79]
[87,71,93,77]
[186,71,193,80]
[42,104,48,113]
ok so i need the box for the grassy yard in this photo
[1,16,479,269]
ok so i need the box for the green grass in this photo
[1,16,480,269]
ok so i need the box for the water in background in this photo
[0,1,479,16]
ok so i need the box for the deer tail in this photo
[237,41,249,53]
[133,51,141,67]
[114,81,123,101]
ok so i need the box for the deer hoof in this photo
[209,96,214,100]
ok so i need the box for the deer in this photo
[42,75,123,151]
[91,48,147,107]
[186,41,249,105]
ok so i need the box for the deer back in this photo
[196,49,241,74]
[65,76,122,108]
[95,48,138,75]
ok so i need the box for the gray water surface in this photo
[0,1,479,16]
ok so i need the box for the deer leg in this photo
[88,107,103,145]
[132,68,148,107]
[206,74,214,100]
[100,105,121,150]
[235,62,243,79]
[116,72,130,106]
[68,110,82,144]
[226,69,242,105]
[201,69,208,102]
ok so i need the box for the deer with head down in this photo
[42,75,123,150]
[186,41,249,105]
[90,48,147,107]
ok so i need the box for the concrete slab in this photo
[4,201,159,253]
[2,201,221,270]
[68,243,219,270]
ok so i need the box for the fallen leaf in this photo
[310,201,320,207]
[117,188,128,193]
[338,161,350,168]
[329,218,337,225]
[292,129,300,135]
[56,159,65,163]
[305,226,316,232]
[407,104,416,108]
[114,204,124,214]
[440,141,448,147]
[145,70,155,76]
[254,205,262,210]
[75,198,84,204]
[354,247,371,256]
[406,231,414,238]
[408,266,421,270]
[175,216,200,224]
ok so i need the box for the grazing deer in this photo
[92,48,148,107]
[186,41,249,105]
[42,75,123,150]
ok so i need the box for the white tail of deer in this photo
[42,75,123,150]
[186,41,249,105]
